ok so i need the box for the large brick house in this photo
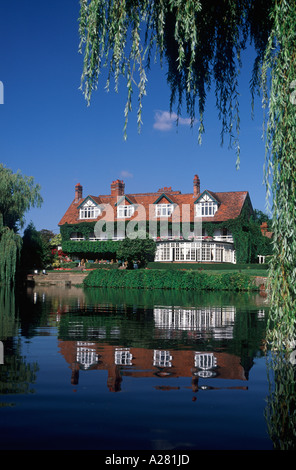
[58,174,254,264]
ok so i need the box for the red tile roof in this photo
[58,183,251,226]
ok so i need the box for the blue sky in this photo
[0,0,270,234]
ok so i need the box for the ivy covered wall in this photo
[60,205,272,263]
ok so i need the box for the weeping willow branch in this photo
[261,1,296,349]
[0,216,22,286]
[0,165,43,286]
[78,0,267,162]
[78,1,296,349]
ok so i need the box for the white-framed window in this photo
[117,205,135,218]
[155,204,174,217]
[195,194,218,217]
[153,350,172,368]
[194,352,217,370]
[115,348,133,365]
[79,200,101,219]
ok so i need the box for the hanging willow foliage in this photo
[0,216,22,285]
[78,0,272,156]
[78,1,296,349]
[261,1,296,349]
[0,165,43,286]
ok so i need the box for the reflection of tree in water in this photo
[0,345,39,394]
[0,287,39,406]
[0,287,19,338]
[264,349,296,450]
[264,314,296,449]
[0,338,39,407]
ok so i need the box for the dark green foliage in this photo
[84,268,257,292]
[147,262,268,272]
[0,165,43,284]
[60,222,97,240]
[260,1,296,346]
[39,229,55,245]
[61,207,271,264]
[84,262,119,269]
[0,164,42,231]
[20,223,51,270]
[58,261,79,269]
[203,204,273,263]
[0,216,22,285]
[62,239,118,257]
[116,237,156,268]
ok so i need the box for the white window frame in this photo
[155,204,174,217]
[196,194,218,217]
[115,348,133,365]
[79,200,101,219]
[117,204,135,218]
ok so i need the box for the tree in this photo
[116,237,156,268]
[0,165,43,284]
[20,223,45,270]
[253,209,272,227]
[0,216,22,285]
[78,0,296,349]
[39,229,55,245]
[0,164,43,231]
[49,233,62,248]
[20,223,52,270]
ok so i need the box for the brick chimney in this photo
[111,179,125,197]
[75,183,83,202]
[193,174,200,197]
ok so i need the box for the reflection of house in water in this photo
[115,348,133,365]
[153,350,172,368]
[194,352,217,378]
[59,341,247,393]
[76,341,100,369]
[154,306,236,339]
[56,303,266,392]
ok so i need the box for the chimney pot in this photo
[75,183,83,202]
[111,179,125,197]
[193,174,200,197]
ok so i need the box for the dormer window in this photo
[117,205,135,218]
[79,199,101,219]
[195,192,218,217]
[155,204,174,217]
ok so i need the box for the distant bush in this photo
[59,261,79,269]
[84,262,119,269]
[83,268,258,291]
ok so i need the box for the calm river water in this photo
[0,284,295,451]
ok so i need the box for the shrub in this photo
[83,268,257,291]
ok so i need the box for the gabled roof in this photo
[207,191,250,221]
[153,193,176,204]
[194,190,220,204]
[77,195,101,209]
[114,195,136,206]
[58,184,251,226]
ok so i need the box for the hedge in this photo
[146,262,269,271]
[83,268,258,291]
[62,240,118,255]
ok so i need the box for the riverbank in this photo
[26,271,88,287]
[26,266,268,292]
[83,268,266,292]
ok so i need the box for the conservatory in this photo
[154,240,236,264]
